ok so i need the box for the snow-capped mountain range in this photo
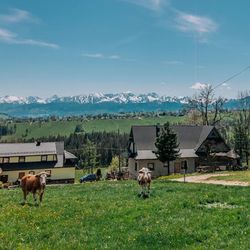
[0,93,189,105]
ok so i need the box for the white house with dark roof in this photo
[128,125,238,178]
[0,141,77,184]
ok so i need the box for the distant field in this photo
[1,115,184,141]
[1,180,250,249]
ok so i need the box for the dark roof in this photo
[131,125,214,151]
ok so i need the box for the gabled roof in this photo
[131,125,214,152]
[0,142,57,157]
[0,142,76,161]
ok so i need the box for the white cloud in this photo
[190,82,208,90]
[175,11,217,35]
[82,53,120,60]
[108,55,120,59]
[0,8,34,23]
[0,27,59,49]
[221,83,231,90]
[164,60,183,65]
[122,0,167,11]
[82,53,104,58]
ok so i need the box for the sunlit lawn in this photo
[1,180,250,249]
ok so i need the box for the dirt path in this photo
[172,173,250,186]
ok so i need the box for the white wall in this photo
[2,167,75,183]
[128,158,196,179]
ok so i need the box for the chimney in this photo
[36,141,41,146]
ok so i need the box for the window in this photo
[19,156,25,163]
[18,172,25,180]
[29,171,35,175]
[147,163,155,171]
[3,157,9,164]
[45,169,51,177]
[53,155,57,161]
[135,162,138,171]
[41,155,48,162]
[0,157,3,164]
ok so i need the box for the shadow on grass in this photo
[137,193,151,199]
[20,202,40,207]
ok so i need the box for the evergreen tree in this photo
[154,122,180,175]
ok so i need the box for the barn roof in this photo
[0,142,76,162]
[0,142,57,157]
[131,125,214,151]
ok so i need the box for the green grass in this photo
[1,116,184,141]
[1,180,250,249]
[208,170,250,182]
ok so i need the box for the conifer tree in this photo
[154,122,180,175]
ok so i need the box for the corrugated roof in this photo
[0,142,57,157]
[132,126,157,151]
[131,125,214,152]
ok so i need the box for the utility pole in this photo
[118,128,121,174]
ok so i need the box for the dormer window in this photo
[41,155,48,162]
[19,156,25,163]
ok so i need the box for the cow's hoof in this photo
[142,193,149,199]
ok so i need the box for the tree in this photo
[108,156,119,172]
[78,139,99,173]
[154,122,180,175]
[233,90,250,165]
[74,124,84,133]
[188,84,226,125]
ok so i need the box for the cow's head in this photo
[138,167,151,174]
[36,172,49,187]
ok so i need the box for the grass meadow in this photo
[1,180,250,249]
[1,116,184,141]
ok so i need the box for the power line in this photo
[213,66,250,90]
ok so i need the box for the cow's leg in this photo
[33,191,38,205]
[21,190,27,205]
[147,183,150,195]
[39,190,44,203]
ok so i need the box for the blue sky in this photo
[0,0,249,98]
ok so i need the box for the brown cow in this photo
[20,172,49,204]
[137,167,151,197]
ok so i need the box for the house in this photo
[128,125,238,178]
[0,141,77,184]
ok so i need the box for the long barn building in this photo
[0,142,76,184]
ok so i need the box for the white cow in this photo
[137,167,151,197]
